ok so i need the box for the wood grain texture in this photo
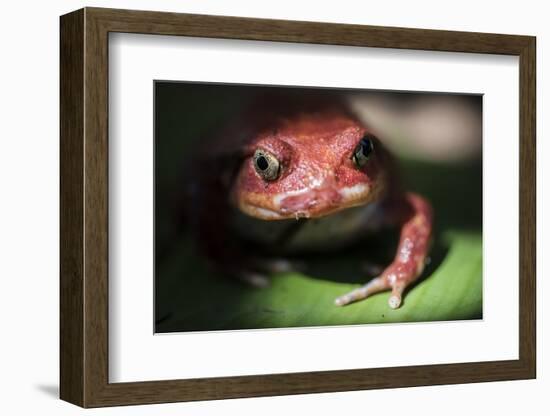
[88,7,532,54]
[59,8,84,406]
[59,7,537,408]
[518,38,536,376]
[83,10,110,406]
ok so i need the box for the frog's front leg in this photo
[335,193,432,309]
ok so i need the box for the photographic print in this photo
[154,83,482,333]
[60,9,535,406]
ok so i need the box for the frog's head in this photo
[231,108,389,220]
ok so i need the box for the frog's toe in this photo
[334,292,356,306]
[334,276,390,306]
[388,295,402,309]
[388,281,406,309]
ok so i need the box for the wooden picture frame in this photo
[60,7,536,408]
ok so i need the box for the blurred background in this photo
[154,82,482,333]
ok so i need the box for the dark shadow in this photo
[297,226,449,287]
[35,384,59,399]
[286,231,397,285]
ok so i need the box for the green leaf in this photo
[157,151,484,332]
[155,227,481,332]
[154,84,483,332]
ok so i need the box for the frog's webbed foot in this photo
[334,276,393,307]
[334,274,407,309]
[335,192,432,310]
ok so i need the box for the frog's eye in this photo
[253,149,280,181]
[352,135,375,168]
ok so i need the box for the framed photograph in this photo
[60,7,536,407]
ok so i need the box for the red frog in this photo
[189,91,432,309]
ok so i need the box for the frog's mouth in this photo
[236,183,373,220]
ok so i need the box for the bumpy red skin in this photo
[192,92,432,308]
[330,191,432,309]
[231,100,388,219]
[389,194,433,282]
[235,113,372,203]
[381,193,433,307]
